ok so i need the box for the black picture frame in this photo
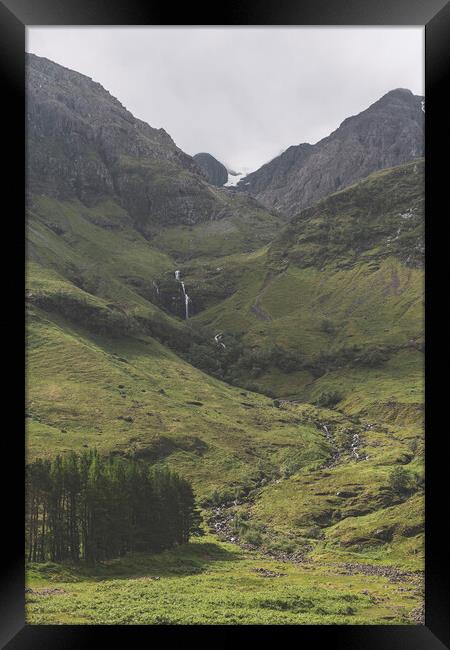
[1,0,448,646]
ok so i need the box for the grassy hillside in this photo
[26,191,328,508]
[151,189,282,260]
[231,402,423,571]
[191,162,424,410]
[25,58,424,624]
[26,160,424,581]
[145,161,424,582]
[26,303,332,503]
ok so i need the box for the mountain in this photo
[191,159,424,402]
[189,160,424,563]
[25,54,424,623]
[26,53,282,258]
[26,52,313,492]
[193,152,228,186]
[238,89,424,217]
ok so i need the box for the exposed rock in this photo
[399,523,423,538]
[336,491,358,499]
[336,562,423,585]
[26,587,67,596]
[252,567,287,578]
[373,526,395,542]
[409,603,425,624]
[26,53,280,245]
[26,55,195,208]
[238,89,424,218]
[118,415,133,423]
[193,152,228,186]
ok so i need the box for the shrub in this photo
[313,391,343,409]
[320,319,336,335]
[243,529,263,547]
[266,539,296,555]
[388,466,412,497]
[355,347,390,367]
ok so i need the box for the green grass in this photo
[26,304,330,502]
[152,195,281,260]
[193,255,423,412]
[188,164,424,412]
[25,160,424,622]
[216,402,424,572]
[26,537,422,625]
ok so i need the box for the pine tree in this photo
[26,450,200,563]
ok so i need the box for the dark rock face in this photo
[193,153,228,186]
[26,54,235,232]
[238,89,424,218]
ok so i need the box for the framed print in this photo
[0,0,448,646]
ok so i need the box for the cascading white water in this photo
[181,281,190,319]
[351,433,360,459]
[214,332,226,349]
[174,270,190,319]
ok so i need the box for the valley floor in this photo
[26,535,423,625]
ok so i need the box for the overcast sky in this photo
[26,27,424,173]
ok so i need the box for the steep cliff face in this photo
[193,153,228,186]
[26,55,196,202]
[26,54,280,242]
[238,89,424,217]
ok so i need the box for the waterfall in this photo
[181,281,190,319]
[214,332,226,349]
[174,270,190,319]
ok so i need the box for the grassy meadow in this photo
[26,536,423,625]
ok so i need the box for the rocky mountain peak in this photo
[26,53,199,204]
[237,88,424,218]
[26,53,282,248]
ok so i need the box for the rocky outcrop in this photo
[26,54,248,234]
[238,89,424,218]
[193,153,228,186]
[26,54,196,201]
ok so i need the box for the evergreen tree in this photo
[26,451,202,563]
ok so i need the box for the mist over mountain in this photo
[237,88,424,218]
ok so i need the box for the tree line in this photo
[26,450,202,563]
